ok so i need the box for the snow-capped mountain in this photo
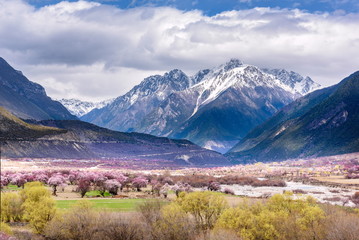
[82,59,321,153]
[262,68,321,95]
[59,98,114,117]
[81,69,190,130]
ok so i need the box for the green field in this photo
[4,184,22,191]
[56,199,156,211]
[85,190,112,197]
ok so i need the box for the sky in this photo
[1,0,359,102]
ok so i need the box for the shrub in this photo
[152,203,196,240]
[44,200,97,240]
[45,200,144,240]
[208,181,221,191]
[177,191,228,230]
[21,182,56,233]
[216,193,326,240]
[138,200,163,227]
[223,188,235,195]
[322,204,359,240]
[351,192,359,206]
[0,222,12,235]
[0,192,24,222]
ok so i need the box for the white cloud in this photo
[0,0,358,101]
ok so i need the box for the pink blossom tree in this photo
[93,173,108,197]
[35,174,49,184]
[132,176,148,192]
[77,178,91,198]
[0,175,9,189]
[68,173,78,185]
[48,175,66,196]
[104,179,121,195]
[172,182,192,197]
[10,173,27,188]
[150,179,162,196]
[160,183,171,198]
[113,173,128,191]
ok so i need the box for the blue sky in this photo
[26,0,359,15]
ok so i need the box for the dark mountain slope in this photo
[0,107,229,166]
[0,107,65,140]
[227,72,359,162]
[0,57,77,120]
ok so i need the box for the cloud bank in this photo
[1,0,358,101]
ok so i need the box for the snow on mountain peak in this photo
[58,98,114,117]
[80,58,321,153]
[223,58,243,71]
[190,69,211,86]
[188,63,296,116]
[262,68,321,95]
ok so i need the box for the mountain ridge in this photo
[58,98,115,117]
[0,106,229,167]
[82,59,320,152]
[227,71,359,162]
[0,57,77,121]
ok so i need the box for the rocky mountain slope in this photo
[0,107,228,167]
[58,98,114,117]
[227,71,359,162]
[0,57,77,120]
[82,59,320,153]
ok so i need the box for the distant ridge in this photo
[0,106,229,167]
[82,59,320,153]
[58,98,115,117]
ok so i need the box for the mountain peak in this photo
[191,69,211,86]
[0,57,14,70]
[164,69,187,81]
[224,58,243,71]
[262,68,321,95]
[59,98,115,117]
[0,57,77,120]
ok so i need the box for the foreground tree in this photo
[152,203,196,240]
[216,193,326,240]
[21,182,57,233]
[177,191,228,230]
[1,192,24,222]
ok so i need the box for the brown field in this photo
[314,176,359,185]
